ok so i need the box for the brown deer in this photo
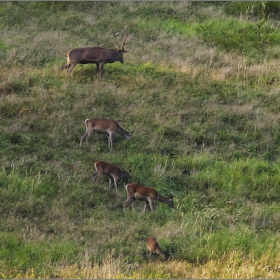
[123,183,174,212]
[80,118,132,149]
[146,236,169,261]
[61,31,130,77]
[93,160,130,193]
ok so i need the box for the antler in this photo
[120,31,130,52]
[112,31,120,49]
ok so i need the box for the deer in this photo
[123,183,174,212]
[80,118,132,149]
[61,31,130,77]
[146,236,169,261]
[93,160,130,194]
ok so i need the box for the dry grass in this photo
[11,253,279,279]
[56,250,127,279]
[2,2,280,279]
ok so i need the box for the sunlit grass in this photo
[1,1,280,278]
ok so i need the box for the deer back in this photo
[86,118,118,133]
[94,161,122,178]
[67,47,124,64]
[126,183,158,200]
[147,237,158,252]
[147,237,168,261]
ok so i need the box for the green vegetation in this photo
[1,1,280,278]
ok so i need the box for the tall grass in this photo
[1,1,280,278]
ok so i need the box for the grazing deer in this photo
[123,183,174,212]
[80,118,132,149]
[146,236,168,261]
[93,160,130,193]
[61,31,130,77]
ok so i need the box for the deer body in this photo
[123,183,174,212]
[61,47,124,77]
[80,118,132,149]
[61,31,130,77]
[94,160,130,193]
[146,236,168,261]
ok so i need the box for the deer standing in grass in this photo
[61,31,130,77]
[146,236,169,261]
[123,183,174,212]
[93,160,130,194]
[80,118,132,149]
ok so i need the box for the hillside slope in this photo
[1,2,280,278]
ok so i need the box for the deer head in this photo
[112,31,130,53]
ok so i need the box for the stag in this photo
[146,236,169,261]
[80,118,132,149]
[93,160,130,193]
[61,31,130,77]
[123,183,174,212]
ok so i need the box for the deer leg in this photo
[143,201,149,213]
[147,250,152,262]
[93,173,99,185]
[99,63,105,77]
[80,130,88,147]
[113,177,118,193]
[108,176,113,189]
[67,63,77,74]
[108,133,113,149]
[61,63,70,70]
[148,197,154,211]
[86,129,93,146]
[123,196,133,210]
[130,197,136,210]
[96,63,99,72]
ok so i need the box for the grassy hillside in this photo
[1,1,280,278]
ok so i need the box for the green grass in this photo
[196,17,280,61]
[1,1,280,278]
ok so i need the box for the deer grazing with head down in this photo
[61,31,130,77]
[80,118,132,149]
[146,236,169,261]
[123,183,174,212]
[93,160,130,194]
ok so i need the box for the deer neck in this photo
[117,127,130,138]
[156,194,171,206]
[159,251,167,260]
